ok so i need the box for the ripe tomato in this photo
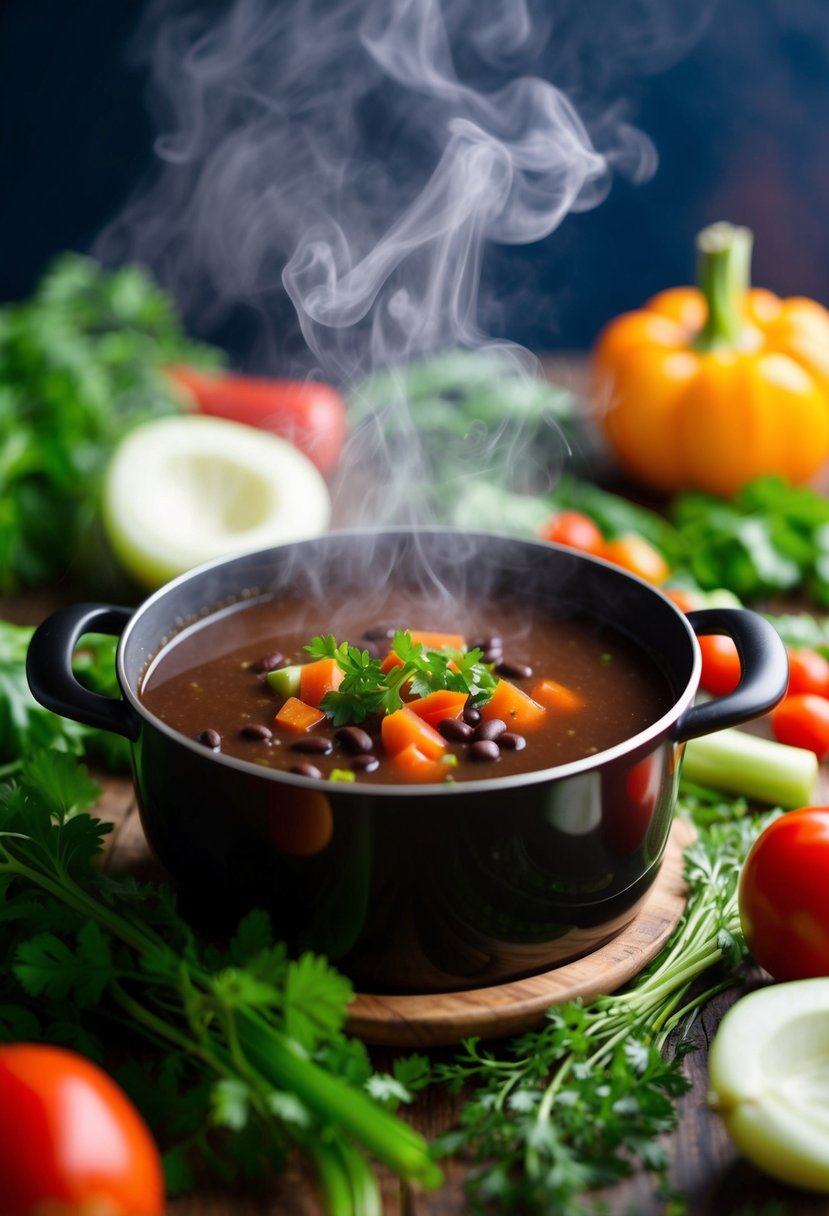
[168,364,348,476]
[771,692,829,759]
[739,806,829,981]
[0,1043,165,1215]
[697,634,742,696]
[601,534,670,585]
[787,647,829,698]
[539,510,605,556]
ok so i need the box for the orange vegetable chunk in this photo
[531,678,585,714]
[299,657,344,708]
[390,742,452,783]
[381,706,447,759]
[480,679,547,731]
[409,630,466,652]
[380,650,405,674]
[275,696,327,733]
[406,689,468,728]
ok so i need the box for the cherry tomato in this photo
[601,534,670,585]
[786,647,829,699]
[771,693,829,759]
[538,510,605,556]
[168,365,348,476]
[0,1043,165,1215]
[697,634,742,696]
[739,806,829,980]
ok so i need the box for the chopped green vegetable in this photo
[0,254,220,593]
[681,727,818,809]
[305,631,497,726]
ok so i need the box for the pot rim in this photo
[116,525,701,796]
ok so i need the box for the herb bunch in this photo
[306,631,497,726]
[0,750,439,1213]
[431,797,771,1214]
[0,254,219,593]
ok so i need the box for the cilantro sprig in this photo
[305,630,497,727]
[0,751,440,1208]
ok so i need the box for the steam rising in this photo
[96,0,713,529]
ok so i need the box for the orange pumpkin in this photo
[593,222,829,498]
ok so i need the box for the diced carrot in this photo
[390,742,453,783]
[531,678,585,714]
[409,630,466,652]
[299,657,344,708]
[381,706,447,759]
[480,679,547,731]
[406,689,468,728]
[380,650,405,674]
[275,696,327,733]
[664,587,703,614]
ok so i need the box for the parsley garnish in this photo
[305,630,497,727]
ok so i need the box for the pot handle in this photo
[26,603,140,741]
[673,607,788,743]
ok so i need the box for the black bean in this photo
[335,725,374,754]
[351,754,379,774]
[481,648,503,664]
[499,731,527,751]
[363,624,397,640]
[239,723,273,741]
[469,739,501,763]
[463,705,482,727]
[290,735,334,755]
[196,728,221,750]
[438,717,474,742]
[496,660,534,680]
[290,762,322,779]
[251,652,286,674]
[474,718,507,742]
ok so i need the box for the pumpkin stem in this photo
[693,221,753,352]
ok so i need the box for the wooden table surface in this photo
[5,586,829,1216]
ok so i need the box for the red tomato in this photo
[168,365,348,476]
[739,806,829,980]
[538,511,605,556]
[786,647,829,698]
[771,692,829,758]
[697,634,742,696]
[0,1044,165,1215]
[601,534,670,585]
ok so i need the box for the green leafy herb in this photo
[0,751,441,1211]
[431,801,774,1213]
[305,630,497,726]
[0,253,220,593]
[0,619,129,775]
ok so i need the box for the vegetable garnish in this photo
[0,752,441,1208]
[305,631,497,727]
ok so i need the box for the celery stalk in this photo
[681,728,818,809]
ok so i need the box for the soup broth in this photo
[140,586,674,784]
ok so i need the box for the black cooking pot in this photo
[26,529,787,994]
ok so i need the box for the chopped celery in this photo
[266,664,302,698]
[681,728,818,809]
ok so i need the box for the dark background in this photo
[3,0,828,359]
